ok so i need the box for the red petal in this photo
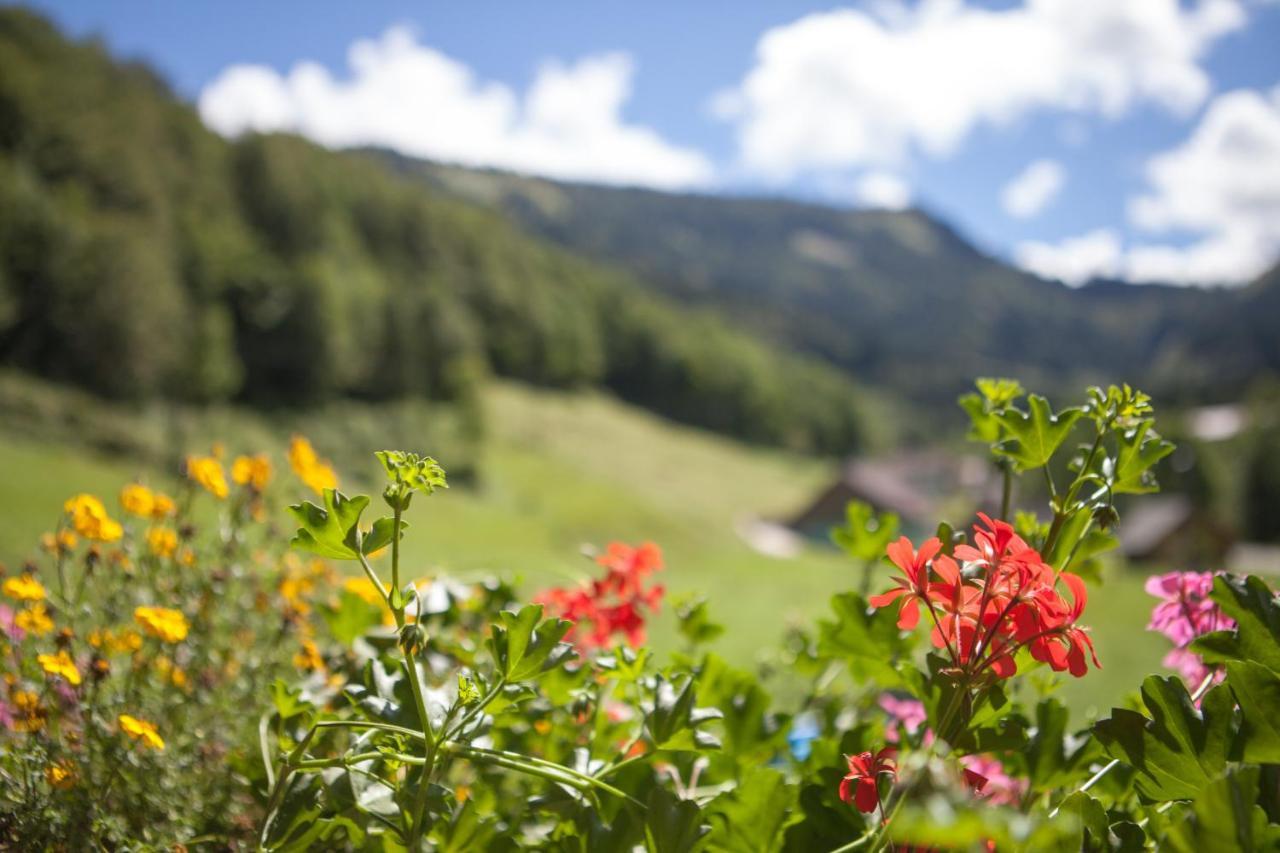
[854,777,880,813]
[868,587,906,609]
[898,596,921,630]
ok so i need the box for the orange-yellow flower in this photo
[118,714,164,751]
[288,435,338,495]
[119,483,155,517]
[342,577,384,606]
[146,527,179,559]
[3,573,46,602]
[16,603,54,636]
[150,493,177,519]
[186,455,228,499]
[10,690,44,732]
[293,639,325,672]
[46,762,76,789]
[232,453,273,491]
[134,606,189,644]
[38,650,81,686]
[62,494,123,542]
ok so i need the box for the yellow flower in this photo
[292,639,325,672]
[112,630,143,654]
[342,577,384,606]
[231,453,273,491]
[134,606,189,643]
[146,527,179,559]
[39,532,76,554]
[57,531,78,551]
[288,435,339,495]
[178,548,196,567]
[38,650,81,686]
[3,573,46,602]
[186,455,228,499]
[62,494,123,542]
[46,762,76,789]
[118,714,164,751]
[153,656,189,689]
[150,493,176,519]
[16,603,54,636]
[119,483,155,518]
[11,690,44,732]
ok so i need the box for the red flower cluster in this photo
[839,747,898,813]
[869,515,1099,679]
[536,542,665,650]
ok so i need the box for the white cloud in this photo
[715,0,1244,180]
[1001,159,1066,218]
[855,171,912,209]
[1125,86,1280,284]
[1015,229,1122,285]
[199,26,713,190]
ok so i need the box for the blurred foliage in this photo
[0,9,875,455]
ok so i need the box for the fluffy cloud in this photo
[1001,159,1066,218]
[715,0,1244,179]
[1126,86,1280,284]
[1015,229,1122,285]
[199,26,713,190]
[855,171,912,209]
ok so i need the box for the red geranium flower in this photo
[868,537,942,629]
[536,541,665,650]
[838,747,898,814]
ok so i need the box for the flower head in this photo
[839,747,898,813]
[288,436,338,495]
[868,515,1099,681]
[3,573,46,602]
[150,493,177,519]
[536,541,665,650]
[146,527,179,559]
[134,606,189,644]
[15,602,54,636]
[119,483,155,517]
[186,455,228,499]
[232,453,273,491]
[1145,571,1234,688]
[63,494,123,541]
[38,650,81,686]
[118,714,164,750]
[960,754,1027,806]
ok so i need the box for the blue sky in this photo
[23,0,1280,285]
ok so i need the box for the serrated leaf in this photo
[1092,676,1233,802]
[818,591,912,687]
[287,489,370,560]
[1225,660,1280,763]
[1191,574,1280,675]
[646,786,710,853]
[1162,767,1280,853]
[362,516,407,555]
[488,604,577,683]
[831,500,900,563]
[995,395,1084,472]
[704,767,797,852]
[1108,421,1174,495]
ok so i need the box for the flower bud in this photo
[399,622,426,657]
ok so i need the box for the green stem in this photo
[443,742,643,807]
[1000,463,1013,520]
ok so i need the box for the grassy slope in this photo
[0,381,1167,716]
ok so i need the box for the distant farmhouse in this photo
[787,451,997,542]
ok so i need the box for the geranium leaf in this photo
[1162,767,1280,853]
[994,395,1083,472]
[1191,574,1280,675]
[1092,676,1233,802]
[1225,660,1280,763]
[1107,421,1174,495]
[287,489,370,560]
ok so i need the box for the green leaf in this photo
[1092,676,1233,802]
[321,589,383,645]
[1025,698,1096,793]
[1054,791,1108,852]
[830,500,900,563]
[1226,660,1280,763]
[646,786,710,853]
[270,678,313,721]
[646,674,723,752]
[704,767,797,852]
[1191,574,1280,675]
[362,516,407,555]
[287,489,371,561]
[487,604,576,683]
[818,592,913,687]
[1107,421,1174,495]
[1162,767,1280,853]
[674,596,726,648]
[995,395,1084,472]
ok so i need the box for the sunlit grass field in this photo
[0,380,1168,717]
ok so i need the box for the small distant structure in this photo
[1116,495,1233,568]
[1185,404,1248,442]
[787,451,996,542]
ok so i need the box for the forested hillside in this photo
[407,160,1278,407]
[0,9,873,453]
